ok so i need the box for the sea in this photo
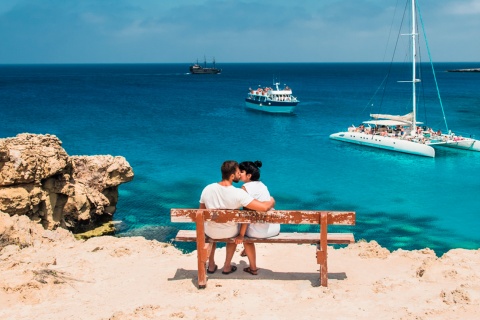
[1,62,479,256]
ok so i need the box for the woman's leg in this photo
[243,242,257,273]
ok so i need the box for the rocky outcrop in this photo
[0,133,134,233]
[0,211,75,249]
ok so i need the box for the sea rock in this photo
[0,133,134,233]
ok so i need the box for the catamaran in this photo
[330,0,480,157]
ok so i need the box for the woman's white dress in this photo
[243,181,280,238]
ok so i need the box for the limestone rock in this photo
[0,211,75,249]
[70,155,134,190]
[0,133,69,186]
[0,133,134,233]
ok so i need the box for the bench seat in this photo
[175,230,354,244]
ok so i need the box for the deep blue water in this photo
[1,62,480,255]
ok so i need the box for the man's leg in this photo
[207,242,217,272]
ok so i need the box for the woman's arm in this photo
[235,223,248,244]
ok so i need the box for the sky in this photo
[0,0,479,64]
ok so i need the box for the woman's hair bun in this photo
[254,160,262,168]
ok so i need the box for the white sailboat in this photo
[330,0,480,157]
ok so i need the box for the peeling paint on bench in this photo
[171,209,355,225]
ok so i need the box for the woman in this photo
[235,160,280,275]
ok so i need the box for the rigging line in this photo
[381,0,402,63]
[361,74,388,115]
[368,0,409,117]
[362,0,403,117]
[416,0,449,132]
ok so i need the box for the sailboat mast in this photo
[411,0,418,134]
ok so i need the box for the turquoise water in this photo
[1,63,479,255]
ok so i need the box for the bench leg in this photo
[197,243,210,289]
[195,211,208,289]
[317,248,328,287]
[317,212,328,287]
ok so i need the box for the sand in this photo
[1,213,479,320]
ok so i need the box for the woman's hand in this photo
[235,235,244,244]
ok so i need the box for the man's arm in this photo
[199,203,206,209]
[244,197,275,211]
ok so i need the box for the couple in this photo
[199,160,280,276]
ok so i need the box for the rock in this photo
[0,211,75,249]
[70,155,134,189]
[0,185,32,215]
[0,133,134,234]
[0,133,69,186]
[74,221,116,240]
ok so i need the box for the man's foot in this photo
[243,267,258,275]
[221,265,237,275]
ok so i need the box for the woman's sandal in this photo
[207,264,218,274]
[240,249,247,257]
[243,267,258,276]
[221,265,237,275]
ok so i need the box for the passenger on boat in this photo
[394,125,403,137]
[378,125,387,134]
[356,124,365,132]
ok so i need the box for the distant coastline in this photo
[447,68,480,72]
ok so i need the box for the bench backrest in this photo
[171,209,355,225]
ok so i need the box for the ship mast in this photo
[411,0,418,135]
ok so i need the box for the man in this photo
[199,160,275,274]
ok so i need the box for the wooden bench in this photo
[171,209,356,289]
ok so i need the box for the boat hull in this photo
[189,68,221,74]
[329,132,435,157]
[435,139,480,152]
[245,99,298,114]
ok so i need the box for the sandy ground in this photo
[1,213,479,320]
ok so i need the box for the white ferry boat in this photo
[245,82,299,114]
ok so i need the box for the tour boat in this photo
[245,82,299,114]
[329,0,480,157]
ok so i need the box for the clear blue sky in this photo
[0,0,478,64]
